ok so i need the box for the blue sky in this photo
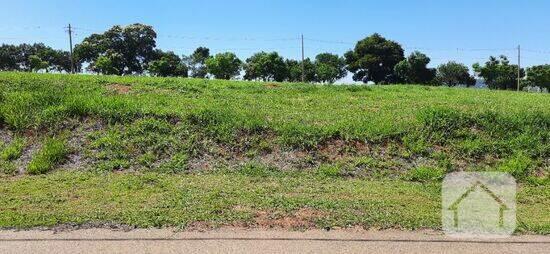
[1,0,549,81]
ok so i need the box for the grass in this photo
[0,136,26,175]
[27,137,68,175]
[0,170,547,234]
[0,136,25,161]
[0,72,548,232]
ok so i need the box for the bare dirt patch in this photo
[264,83,280,89]
[106,83,132,94]
[252,208,327,229]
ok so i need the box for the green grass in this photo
[0,136,26,161]
[0,72,548,232]
[27,137,68,175]
[0,72,548,148]
[406,166,446,182]
[0,170,547,234]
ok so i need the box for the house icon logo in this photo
[442,172,516,238]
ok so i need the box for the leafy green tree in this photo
[524,65,550,90]
[0,43,76,72]
[49,50,74,73]
[435,61,476,87]
[28,55,49,72]
[393,51,435,84]
[244,52,288,82]
[186,47,210,78]
[285,58,315,82]
[205,52,242,80]
[148,50,188,77]
[344,33,405,84]
[473,56,524,90]
[314,53,346,83]
[93,53,122,75]
[0,44,23,71]
[74,23,157,75]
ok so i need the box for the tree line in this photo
[0,23,548,90]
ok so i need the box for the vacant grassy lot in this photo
[0,171,548,234]
[0,72,548,232]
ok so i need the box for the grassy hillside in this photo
[0,72,548,232]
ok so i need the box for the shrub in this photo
[27,137,68,175]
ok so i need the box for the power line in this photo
[523,48,550,54]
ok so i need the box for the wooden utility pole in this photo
[517,45,521,91]
[68,24,74,74]
[301,34,305,83]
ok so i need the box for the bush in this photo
[27,137,68,175]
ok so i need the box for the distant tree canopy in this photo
[435,61,476,87]
[205,52,242,80]
[473,56,524,90]
[74,23,157,75]
[394,51,435,84]
[148,50,188,77]
[525,64,550,90]
[285,58,315,82]
[186,47,210,78]
[244,51,287,82]
[345,33,405,84]
[2,23,548,92]
[314,53,346,83]
[0,43,73,72]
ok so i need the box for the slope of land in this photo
[0,72,548,233]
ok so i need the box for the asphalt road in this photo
[0,228,548,254]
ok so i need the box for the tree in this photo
[205,52,242,80]
[393,51,435,84]
[285,58,315,82]
[435,61,476,87]
[525,65,550,90]
[314,53,346,83]
[74,23,157,75]
[186,47,210,78]
[0,43,76,72]
[344,33,405,84]
[28,55,49,72]
[148,50,188,77]
[243,52,288,82]
[473,56,524,90]
[49,50,74,73]
[0,44,22,71]
[93,54,121,75]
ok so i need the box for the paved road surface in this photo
[0,228,548,254]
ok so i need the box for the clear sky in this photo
[1,0,549,81]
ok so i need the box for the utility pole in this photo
[517,45,521,91]
[301,34,305,83]
[68,24,74,74]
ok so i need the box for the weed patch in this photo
[406,166,446,182]
[27,137,68,174]
[0,136,25,161]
